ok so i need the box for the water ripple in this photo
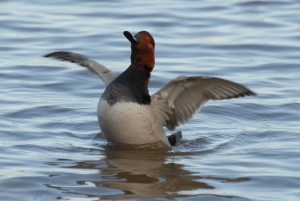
[1,0,300,200]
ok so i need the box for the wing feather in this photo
[151,76,255,130]
[44,51,116,86]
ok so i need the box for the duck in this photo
[45,31,255,149]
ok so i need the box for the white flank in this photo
[97,99,170,146]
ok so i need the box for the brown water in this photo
[1,0,300,200]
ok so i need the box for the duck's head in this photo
[124,31,155,71]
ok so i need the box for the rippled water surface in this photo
[1,0,300,200]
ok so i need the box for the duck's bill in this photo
[123,31,138,45]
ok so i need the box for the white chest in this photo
[97,99,169,146]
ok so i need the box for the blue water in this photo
[1,0,300,200]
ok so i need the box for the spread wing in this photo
[151,76,255,130]
[44,51,116,86]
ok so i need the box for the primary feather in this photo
[151,76,255,130]
[45,51,115,86]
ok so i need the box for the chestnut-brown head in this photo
[123,31,155,71]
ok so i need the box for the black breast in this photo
[102,64,151,106]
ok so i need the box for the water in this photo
[1,0,300,200]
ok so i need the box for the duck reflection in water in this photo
[99,146,213,199]
[46,141,251,199]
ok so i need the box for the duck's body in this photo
[45,31,255,148]
[98,63,169,146]
[98,100,169,146]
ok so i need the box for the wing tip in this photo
[44,52,54,58]
[44,51,69,59]
[244,89,256,97]
[231,89,256,99]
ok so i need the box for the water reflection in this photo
[100,147,213,199]
[46,145,251,200]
